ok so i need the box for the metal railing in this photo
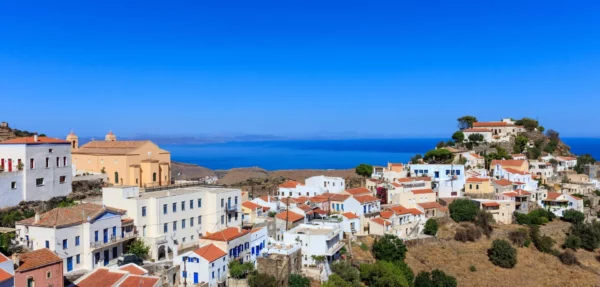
[90,232,137,249]
[144,181,223,192]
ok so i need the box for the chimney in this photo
[33,133,38,142]
[34,212,40,223]
[11,253,20,267]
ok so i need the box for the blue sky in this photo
[1,0,599,138]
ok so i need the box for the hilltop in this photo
[0,122,46,142]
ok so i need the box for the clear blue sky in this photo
[1,0,599,138]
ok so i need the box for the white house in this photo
[305,176,345,193]
[462,128,493,143]
[199,227,253,265]
[556,156,577,171]
[102,185,243,261]
[283,222,344,266]
[0,136,72,209]
[341,212,360,235]
[541,192,584,217]
[529,161,555,179]
[176,244,228,287]
[252,196,279,213]
[15,203,134,274]
[460,152,485,169]
[409,164,465,198]
[375,205,426,239]
[249,227,268,265]
[496,167,538,191]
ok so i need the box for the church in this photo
[67,131,171,188]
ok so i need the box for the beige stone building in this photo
[472,199,515,224]
[465,177,493,194]
[68,131,171,188]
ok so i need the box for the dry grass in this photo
[405,221,600,287]
[350,236,376,264]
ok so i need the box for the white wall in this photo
[176,251,227,287]
[305,176,345,193]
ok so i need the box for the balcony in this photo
[153,235,168,245]
[227,204,238,212]
[90,232,137,250]
[325,241,345,256]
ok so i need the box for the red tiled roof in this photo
[0,252,9,263]
[203,227,249,242]
[296,203,313,212]
[411,189,434,194]
[466,177,489,183]
[417,202,444,210]
[193,244,227,262]
[380,210,394,219]
[344,187,371,195]
[469,153,483,159]
[389,205,423,215]
[258,196,277,203]
[322,193,351,202]
[491,160,527,168]
[390,163,404,167]
[121,218,134,224]
[119,276,160,287]
[275,210,304,223]
[481,202,500,207]
[76,268,127,287]
[515,189,531,196]
[279,180,303,188]
[493,179,513,186]
[293,196,309,203]
[473,121,509,127]
[280,197,299,205]
[397,177,431,182]
[502,192,519,197]
[242,201,263,210]
[504,167,529,175]
[391,182,402,188]
[314,208,328,215]
[251,227,264,234]
[0,136,70,144]
[17,203,125,228]
[119,264,146,275]
[463,128,492,133]
[569,194,583,201]
[371,218,391,226]
[546,192,562,200]
[354,194,379,204]
[309,196,329,203]
[0,269,12,283]
[342,212,359,220]
[15,248,62,272]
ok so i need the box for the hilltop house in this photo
[541,192,584,217]
[409,164,465,198]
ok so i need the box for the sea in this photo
[164,138,600,171]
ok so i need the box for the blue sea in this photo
[164,138,600,171]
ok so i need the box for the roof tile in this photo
[193,244,227,262]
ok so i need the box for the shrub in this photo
[570,221,600,251]
[559,250,579,266]
[360,261,410,287]
[530,225,555,253]
[423,218,438,236]
[331,260,361,286]
[563,210,585,224]
[524,239,531,247]
[488,239,517,268]
[322,274,354,287]
[516,209,555,226]
[360,242,369,251]
[128,239,150,259]
[562,235,582,250]
[289,273,311,287]
[229,260,255,279]
[372,234,407,262]
[414,269,457,287]
[508,228,529,247]
[248,273,277,287]
[454,222,482,242]
[469,265,477,272]
[449,199,479,222]
[474,210,495,238]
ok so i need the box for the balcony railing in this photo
[153,235,168,244]
[90,232,137,250]
[227,204,238,212]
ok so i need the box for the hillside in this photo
[0,121,45,142]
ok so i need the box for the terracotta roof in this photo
[17,203,125,228]
[119,275,160,287]
[293,196,309,203]
[380,210,394,219]
[466,177,489,183]
[121,218,134,224]
[473,121,509,127]
[493,179,513,186]
[481,202,500,207]
[469,153,483,159]
[417,202,445,210]
[491,160,527,168]
[308,196,329,203]
[296,203,313,212]
[502,192,519,197]
[546,192,562,200]
[397,177,431,182]
[203,227,249,242]
[0,252,8,263]
[119,264,147,275]
[258,196,277,203]
[557,156,577,161]
[280,197,299,206]
[193,244,227,262]
[251,227,264,234]
[242,201,263,210]
[463,128,492,133]
[0,136,70,145]
[15,248,62,272]
[389,205,423,215]
[75,268,127,287]
[314,208,328,215]
[391,182,402,188]
[354,194,379,204]
[569,194,583,201]
[322,193,351,202]
[344,187,371,195]
[275,210,304,223]
[279,180,303,188]
[503,167,529,175]
[0,269,12,283]
[515,189,531,196]
[73,140,169,155]
[342,212,359,220]
[411,189,434,194]
[371,218,391,226]
[390,163,404,167]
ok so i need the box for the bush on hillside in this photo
[515,209,555,225]
[330,260,361,287]
[454,222,482,242]
[474,210,495,238]
[288,273,311,287]
[570,221,600,251]
[423,218,438,236]
[248,273,277,287]
[488,239,517,268]
[508,228,529,247]
[559,250,579,266]
[530,225,555,253]
[562,210,585,224]
[449,199,479,222]
[360,261,410,287]
[372,234,407,262]
[414,269,457,287]
[562,235,582,250]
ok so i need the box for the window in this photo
[30,158,34,169]
[62,239,68,249]
[59,176,66,183]
[56,157,60,167]
[36,178,44,186]
[182,219,186,229]
[153,172,157,182]
[173,221,177,231]
[198,199,202,207]
[142,207,147,217]
[95,231,99,242]
[173,203,177,212]
[11,182,16,189]
[143,225,146,236]
[163,204,168,214]
[221,198,224,207]
[63,157,67,166]
[45,240,49,248]
[181,201,185,211]
[49,148,53,153]
[114,172,119,184]
[191,235,194,240]
[164,223,168,233]
[46,157,49,168]
[221,215,224,224]
[46,271,52,279]
[190,217,194,227]
[235,196,238,204]
[182,237,186,243]
[198,216,202,225]
[75,236,80,246]
[476,185,479,190]
[469,184,472,189]
[190,200,194,209]
[76,254,80,264]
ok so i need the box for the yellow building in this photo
[68,131,171,188]
[465,177,493,194]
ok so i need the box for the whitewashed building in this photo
[283,222,344,266]
[249,227,268,265]
[541,192,584,217]
[306,176,345,193]
[556,156,578,171]
[409,164,465,198]
[15,203,134,274]
[496,167,538,191]
[176,244,228,287]
[0,136,72,209]
[102,185,242,261]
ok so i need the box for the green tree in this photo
[331,260,361,287]
[545,129,560,141]
[436,141,447,149]
[323,274,354,287]
[372,234,407,262]
[248,273,277,287]
[514,135,528,153]
[452,131,465,143]
[474,210,495,238]
[355,164,374,178]
[515,117,539,132]
[563,210,585,224]
[574,154,596,174]
[446,140,455,147]
[538,126,545,132]
[414,269,457,287]
[229,260,255,279]
[467,133,485,145]
[570,221,600,251]
[360,261,410,287]
[527,147,541,160]
[289,273,310,287]
[457,116,478,130]
[423,149,454,164]
[128,239,150,259]
[424,218,439,236]
[488,239,517,268]
[562,235,582,250]
[448,199,478,222]
[530,225,555,253]
[410,154,423,164]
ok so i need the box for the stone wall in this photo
[257,249,302,287]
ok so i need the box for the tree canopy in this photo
[423,149,454,164]
[128,239,150,259]
[410,154,423,164]
[248,273,277,287]
[331,261,361,287]
[452,131,465,143]
[355,164,374,178]
[360,261,410,287]
[448,199,479,222]
[488,239,517,268]
[229,260,255,279]
[513,135,528,153]
[289,273,311,287]
[515,117,539,132]
[414,269,457,287]
[467,133,485,144]
[457,116,478,130]
[372,234,407,262]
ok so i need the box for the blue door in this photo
[194,272,199,284]
[103,250,109,266]
[103,229,108,243]
[67,257,73,272]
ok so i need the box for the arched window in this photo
[115,172,119,184]
[153,172,157,182]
